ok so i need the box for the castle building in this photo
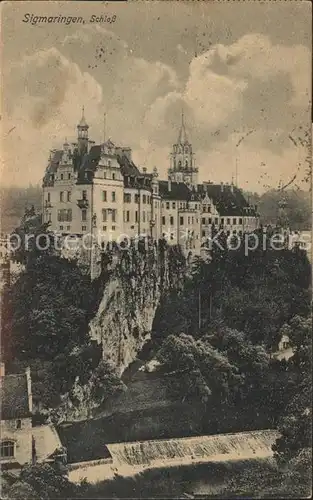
[42,108,259,253]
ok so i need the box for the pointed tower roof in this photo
[177,110,189,144]
[78,106,89,128]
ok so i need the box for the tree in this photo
[2,254,95,363]
[272,315,312,498]
[90,358,126,404]
[152,234,311,349]
[156,333,242,405]
[19,463,76,500]
[6,480,39,500]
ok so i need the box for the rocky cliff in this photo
[89,241,186,374]
[43,241,186,424]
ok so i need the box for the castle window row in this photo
[201,217,244,226]
[101,191,116,202]
[123,210,151,224]
[57,209,72,222]
[59,173,71,181]
[123,193,151,204]
[102,209,117,223]
[60,191,71,202]
[202,205,211,213]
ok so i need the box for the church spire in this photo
[177,109,188,144]
[77,106,89,154]
[78,106,88,128]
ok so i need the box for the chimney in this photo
[25,366,33,413]
[168,178,172,192]
[221,182,224,192]
[142,167,147,174]
[230,183,234,193]
[0,362,5,377]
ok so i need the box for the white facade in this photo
[42,109,259,254]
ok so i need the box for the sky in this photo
[1,0,312,193]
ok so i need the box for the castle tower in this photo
[77,106,89,155]
[168,111,198,187]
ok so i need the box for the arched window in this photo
[1,440,15,458]
[178,160,182,168]
[185,160,188,168]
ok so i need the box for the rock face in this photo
[49,242,186,423]
[89,242,185,374]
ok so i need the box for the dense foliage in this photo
[1,216,127,410]
[2,254,94,362]
[152,231,311,497]
[1,464,77,500]
[1,207,311,497]
[153,231,311,348]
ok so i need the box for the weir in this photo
[68,429,280,484]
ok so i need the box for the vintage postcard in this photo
[0,0,312,498]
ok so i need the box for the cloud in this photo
[1,26,180,186]
[1,47,103,186]
[135,33,311,190]
[1,29,310,194]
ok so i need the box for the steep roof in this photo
[159,180,192,201]
[117,154,141,177]
[177,112,189,144]
[32,425,63,462]
[0,373,30,420]
[198,184,257,216]
[78,107,89,128]
[42,150,63,186]
[76,145,102,184]
[75,146,145,187]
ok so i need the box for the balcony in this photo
[44,200,53,209]
[77,198,89,209]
